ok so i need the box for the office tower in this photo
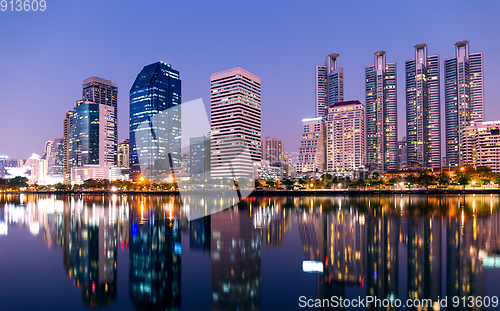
[211,208,261,311]
[261,137,284,164]
[63,111,73,183]
[82,77,118,165]
[117,139,129,168]
[405,44,440,168]
[464,121,500,172]
[129,61,181,181]
[72,99,120,182]
[326,100,365,176]
[315,54,344,119]
[396,137,408,170]
[210,67,261,179]
[365,51,397,172]
[190,136,211,180]
[445,41,484,167]
[296,118,325,175]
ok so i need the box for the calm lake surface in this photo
[1,194,499,311]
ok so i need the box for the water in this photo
[1,194,500,310]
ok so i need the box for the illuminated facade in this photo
[365,51,397,172]
[445,41,484,166]
[326,100,365,175]
[63,110,73,183]
[464,121,500,172]
[210,67,261,179]
[405,44,441,167]
[316,53,344,119]
[129,61,181,182]
[296,118,325,175]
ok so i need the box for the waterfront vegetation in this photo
[0,166,499,192]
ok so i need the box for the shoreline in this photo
[2,189,500,196]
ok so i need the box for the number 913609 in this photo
[1,0,46,11]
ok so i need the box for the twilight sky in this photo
[0,0,499,159]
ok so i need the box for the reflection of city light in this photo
[30,222,40,235]
[302,261,323,273]
[0,221,7,236]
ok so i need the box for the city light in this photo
[302,261,324,273]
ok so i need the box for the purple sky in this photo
[0,0,499,159]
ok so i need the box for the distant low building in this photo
[253,161,281,181]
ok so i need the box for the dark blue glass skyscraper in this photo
[129,62,181,181]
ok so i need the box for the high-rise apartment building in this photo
[326,101,365,176]
[445,41,484,167]
[296,117,325,175]
[397,137,408,170]
[129,62,181,181]
[464,121,500,173]
[117,139,130,168]
[210,67,261,179]
[315,54,344,119]
[405,44,440,168]
[63,110,73,183]
[261,137,284,164]
[365,51,397,172]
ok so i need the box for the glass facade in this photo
[189,136,210,180]
[129,62,181,182]
[72,101,100,167]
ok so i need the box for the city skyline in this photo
[1,1,499,159]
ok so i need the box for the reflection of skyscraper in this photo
[406,216,442,305]
[211,208,261,311]
[63,200,118,307]
[190,215,211,252]
[130,217,181,311]
[366,213,399,310]
[130,62,181,181]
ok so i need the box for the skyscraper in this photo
[405,44,440,168]
[129,62,181,181]
[261,137,284,164]
[71,99,120,182]
[189,136,211,180]
[210,67,261,179]
[365,51,397,172]
[63,111,73,184]
[82,77,118,166]
[117,139,129,168]
[315,54,344,119]
[326,100,365,176]
[445,41,484,167]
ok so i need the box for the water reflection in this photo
[0,194,499,310]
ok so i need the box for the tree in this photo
[9,176,28,189]
[282,179,295,190]
[457,176,470,190]
[354,178,366,189]
[405,174,417,189]
[417,170,436,189]
[436,172,450,188]
[266,179,276,189]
